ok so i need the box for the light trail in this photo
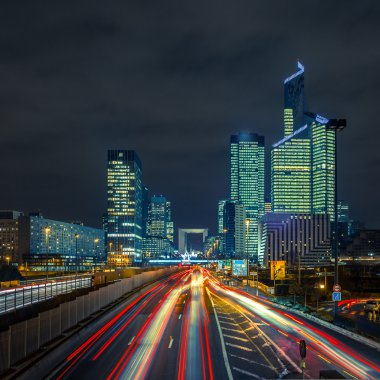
[108,271,191,380]
[206,272,380,379]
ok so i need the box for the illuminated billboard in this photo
[232,260,247,276]
[270,260,286,280]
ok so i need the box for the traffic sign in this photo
[332,292,341,301]
[333,284,341,292]
[299,339,307,359]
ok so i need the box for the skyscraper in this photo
[107,150,143,267]
[218,200,227,234]
[146,195,173,240]
[271,125,311,214]
[271,63,336,221]
[223,201,246,259]
[284,61,305,136]
[230,133,265,262]
[310,119,336,220]
[166,201,174,243]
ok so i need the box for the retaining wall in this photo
[0,267,178,374]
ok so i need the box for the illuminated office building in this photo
[146,195,173,241]
[223,201,246,259]
[19,213,104,271]
[107,150,143,267]
[218,200,227,234]
[230,133,265,262]
[284,61,305,136]
[0,211,23,264]
[259,213,331,267]
[309,117,336,221]
[271,125,311,213]
[166,201,174,243]
[271,63,336,221]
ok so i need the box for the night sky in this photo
[1,1,380,236]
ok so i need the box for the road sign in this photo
[250,272,258,276]
[332,292,341,301]
[333,284,341,292]
[299,339,307,359]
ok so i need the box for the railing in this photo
[0,275,92,315]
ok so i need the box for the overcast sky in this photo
[1,1,380,235]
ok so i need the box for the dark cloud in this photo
[1,0,380,234]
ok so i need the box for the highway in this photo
[19,268,380,380]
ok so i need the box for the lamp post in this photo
[94,238,100,272]
[44,227,51,282]
[245,219,250,291]
[75,233,79,286]
[5,256,10,266]
[326,118,347,318]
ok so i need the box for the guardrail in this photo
[0,276,92,315]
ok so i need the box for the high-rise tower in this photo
[107,150,143,266]
[284,61,305,136]
[230,133,265,262]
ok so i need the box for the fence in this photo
[0,267,178,374]
[0,276,91,315]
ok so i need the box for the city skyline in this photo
[1,2,380,234]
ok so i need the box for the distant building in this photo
[259,213,331,267]
[142,195,174,262]
[348,220,365,237]
[344,230,380,259]
[230,133,265,262]
[203,235,223,259]
[146,195,173,240]
[0,211,23,264]
[223,201,246,259]
[19,214,104,271]
[107,150,143,267]
[218,200,228,234]
[142,236,174,261]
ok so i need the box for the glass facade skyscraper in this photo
[107,150,143,267]
[146,195,173,241]
[271,63,336,221]
[271,126,311,213]
[230,133,265,262]
[284,61,305,135]
[311,121,336,220]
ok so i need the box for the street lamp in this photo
[5,256,10,266]
[326,118,347,318]
[245,219,250,290]
[75,233,80,283]
[94,238,100,271]
[44,227,51,282]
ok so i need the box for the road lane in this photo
[206,271,380,379]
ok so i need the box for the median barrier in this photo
[0,266,180,375]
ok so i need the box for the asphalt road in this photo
[18,268,380,380]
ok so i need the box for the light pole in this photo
[44,227,51,282]
[326,118,347,318]
[75,233,79,286]
[245,219,250,291]
[94,238,100,272]
[5,256,10,266]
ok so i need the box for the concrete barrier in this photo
[0,266,180,375]
[10,321,26,365]
[25,317,39,355]
[0,330,10,373]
